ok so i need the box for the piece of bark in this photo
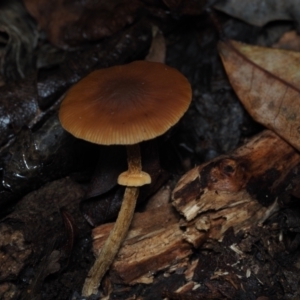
[172,130,300,247]
[0,283,18,300]
[92,130,300,295]
[93,199,192,285]
[0,223,31,281]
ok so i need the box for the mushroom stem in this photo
[82,186,139,297]
[118,144,151,186]
[127,144,142,174]
[82,144,152,296]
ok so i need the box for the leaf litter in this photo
[1,1,300,299]
[218,39,300,151]
[214,0,300,28]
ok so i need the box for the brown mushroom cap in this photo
[59,60,192,145]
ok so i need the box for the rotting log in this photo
[92,130,300,297]
[172,130,300,247]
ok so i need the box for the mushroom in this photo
[59,60,192,297]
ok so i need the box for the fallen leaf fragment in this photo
[23,0,142,48]
[145,26,166,63]
[272,30,300,51]
[214,0,300,27]
[218,39,300,151]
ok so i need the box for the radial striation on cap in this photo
[59,60,192,145]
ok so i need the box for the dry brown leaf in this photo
[218,39,300,151]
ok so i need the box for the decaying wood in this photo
[92,130,300,296]
[173,129,300,247]
[93,187,192,285]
